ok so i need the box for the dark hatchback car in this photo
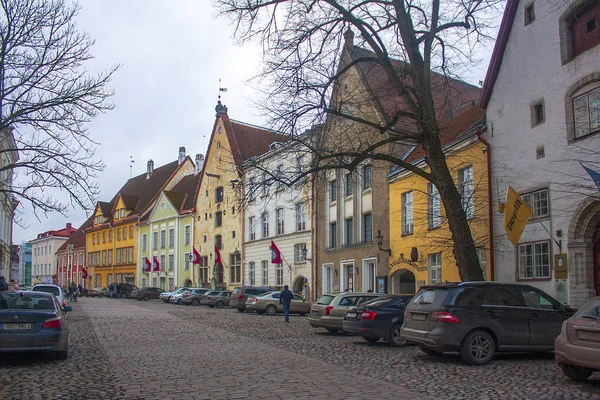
[401,282,576,365]
[230,286,277,312]
[132,287,165,301]
[343,294,413,346]
[0,291,72,359]
[117,283,139,299]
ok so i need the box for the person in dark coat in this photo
[279,285,294,323]
[0,276,8,292]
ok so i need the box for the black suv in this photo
[230,286,277,312]
[401,282,576,365]
[117,283,138,299]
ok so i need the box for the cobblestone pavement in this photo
[2,297,600,399]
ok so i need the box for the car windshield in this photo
[574,299,600,319]
[361,296,395,307]
[0,293,56,310]
[232,288,241,295]
[316,295,335,305]
[32,286,60,296]
[258,291,277,297]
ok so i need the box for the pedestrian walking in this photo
[279,284,294,323]
[108,283,115,299]
[0,276,8,292]
[7,279,20,292]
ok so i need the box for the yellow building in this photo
[86,154,194,289]
[388,106,491,293]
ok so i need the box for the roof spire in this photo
[215,100,228,116]
[344,27,354,47]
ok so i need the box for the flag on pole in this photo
[82,267,88,280]
[152,256,160,272]
[581,163,600,192]
[214,245,222,264]
[503,185,533,247]
[143,257,152,272]
[192,247,201,264]
[271,240,282,264]
[219,87,228,92]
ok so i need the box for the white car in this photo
[32,284,66,306]
[160,287,188,303]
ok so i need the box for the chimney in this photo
[178,147,186,164]
[344,28,354,47]
[195,154,204,173]
[66,223,72,230]
[215,100,228,116]
[147,159,154,179]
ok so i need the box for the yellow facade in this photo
[388,140,491,293]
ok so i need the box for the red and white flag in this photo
[192,247,201,264]
[214,245,222,264]
[152,256,160,272]
[82,267,88,280]
[143,257,152,272]
[271,240,282,264]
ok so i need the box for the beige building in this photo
[30,223,77,284]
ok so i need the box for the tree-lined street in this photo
[1,299,599,399]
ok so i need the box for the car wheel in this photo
[265,305,277,316]
[54,348,68,360]
[237,307,245,313]
[120,293,128,299]
[191,299,200,306]
[216,301,224,308]
[143,295,150,301]
[419,346,442,356]
[326,328,339,333]
[460,330,495,365]
[98,294,104,298]
[363,336,379,343]
[561,364,593,381]
[388,324,408,347]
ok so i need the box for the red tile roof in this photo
[57,217,93,253]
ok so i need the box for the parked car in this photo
[116,283,139,299]
[401,282,576,365]
[0,291,73,359]
[230,286,277,312]
[131,287,165,301]
[246,291,311,315]
[308,292,382,333]
[160,287,189,303]
[199,290,233,308]
[32,284,66,306]
[343,294,414,346]
[87,287,110,298]
[180,288,212,306]
[555,296,600,380]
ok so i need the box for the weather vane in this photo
[218,78,228,100]
[130,156,135,179]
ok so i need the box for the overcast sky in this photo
[13,0,496,244]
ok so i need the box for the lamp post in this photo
[376,229,392,256]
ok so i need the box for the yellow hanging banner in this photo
[503,185,533,247]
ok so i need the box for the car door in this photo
[290,294,305,312]
[518,286,568,347]
[482,286,530,347]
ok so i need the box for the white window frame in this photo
[249,216,256,241]
[362,259,376,292]
[322,263,334,295]
[261,213,269,238]
[521,188,549,220]
[249,262,256,285]
[458,166,474,219]
[184,253,190,270]
[276,208,285,235]
[184,225,191,246]
[518,240,551,279]
[261,260,268,285]
[294,243,306,263]
[402,191,413,235]
[428,253,441,284]
[362,165,372,190]
[276,263,284,286]
[428,182,441,229]
[345,172,353,196]
[573,86,600,139]
[296,202,306,231]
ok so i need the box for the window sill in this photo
[516,277,552,282]
[362,187,372,194]
[401,232,414,237]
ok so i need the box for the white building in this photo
[29,223,76,284]
[243,139,313,297]
[0,128,17,278]
[481,0,600,307]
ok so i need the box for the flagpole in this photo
[279,252,294,287]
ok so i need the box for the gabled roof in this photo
[57,216,93,253]
[98,201,112,217]
[168,172,201,213]
[479,0,519,108]
[120,195,140,210]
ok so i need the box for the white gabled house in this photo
[481,0,600,307]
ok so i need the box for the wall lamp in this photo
[376,229,392,256]
[301,244,312,262]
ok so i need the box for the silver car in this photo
[308,292,382,332]
[160,287,189,303]
[199,290,232,308]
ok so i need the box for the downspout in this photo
[476,128,495,281]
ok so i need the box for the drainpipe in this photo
[476,128,495,281]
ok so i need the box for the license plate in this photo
[311,310,319,316]
[412,313,427,321]
[346,312,357,318]
[578,330,600,341]
[2,323,32,330]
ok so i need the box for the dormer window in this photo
[120,209,125,218]
[114,211,119,220]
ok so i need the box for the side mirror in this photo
[63,306,73,312]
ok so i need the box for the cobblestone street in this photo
[1,297,600,399]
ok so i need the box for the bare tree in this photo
[0,0,118,223]
[216,0,503,281]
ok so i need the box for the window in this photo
[215,235,222,250]
[531,100,545,127]
[129,226,134,238]
[128,247,133,263]
[168,229,175,248]
[108,249,113,265]
[364,261,376,292]
[160,230,166,249]
[249,262,256,285]
[102,250,106,265]
[536,146,545,159]
[184,225,190,246]
[249,217,256,240]
[109,230,113,242]
[230,252,241,283]
[152,232,158,250]
[294,244,306,262]
[401,191,413,235]
[215,186,224,203]
[184,253,190,271]
[518,240,550,279]
[362,165,372,189]
[123,227,127,240]
[276,263,283,286]
[330,222,337,248]
[92,235,95,245]
[296,202,306,231]
[344,264,354,291]
[262,172,268,196]
[521,188,549,219]
[247,177,256,202]
[261,212,269,238]
[261,260,268,285]
[570,2,600,59]
[116,248,121,264]
[103,232,106,243]
[160,254,166,271]
[276,208,285,235]
[329,179,337,202]
[458,166,474,219]
[345,173,353,196]
[276,164,284,190]
[428,253,441,284]
[477,247,487,280]
[297,155,306,174]
[215,211,223,228]
[114,211,119,220]
[345,218,353,245]
[524,3,535,25]
[574,87,600,139]
[117,228,121,241]
[428,183,441,229]
[120,209,125,218]
[363,213,372,242]
[168,254,174,271]
[520,287,558,310]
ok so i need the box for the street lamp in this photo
[376,229,392,256]
[301,244,312,262]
